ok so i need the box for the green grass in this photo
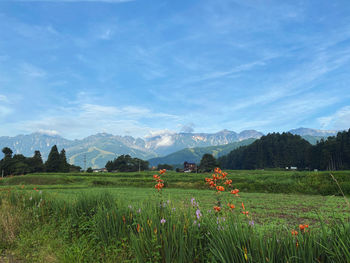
[1,169,350,195]
[1,170,350,262]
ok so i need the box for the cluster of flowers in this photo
[291,224,309,236]
[206,168,248,216]
[153,169,166,191]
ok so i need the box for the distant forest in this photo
[0,145,81,176]
[218,129,350,170]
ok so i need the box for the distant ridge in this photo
[0,128,340,168]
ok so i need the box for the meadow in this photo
[0,170,350,262]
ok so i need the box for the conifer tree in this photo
[45,145,61,172]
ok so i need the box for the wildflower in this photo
[196,209,202,219]
[29,196,33,201]
[191,197,197,206]
[291,230,298,236]
[216,186,225,192]
[241,202,245,210]
[137,224,140,233]
[227,203,235,209]
[214,167,222,174]
[249,220,255,226]
[153,174,159,179]
[172,207,176,212]
[128,205,132,209]
[299,224,309,231]
[243,211,249,216]
[155,183,164,191]
[21,185,25,189]
[231,189,239,195]
[154,228,157,234]
[137,208,141,213]
[159,169,166,174]
[224,179,232,185]
[213,206,221,212]
[147,219,152,227]
[160,218,166,224]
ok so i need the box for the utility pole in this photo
[139,160,141,172]
[84,154,86,172]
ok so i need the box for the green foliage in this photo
[219,129,350,171]
[105,155,149,172]
[45,145,61,172]
[0,190,349,262]
[157,164,173,170]
[199,154,218,172]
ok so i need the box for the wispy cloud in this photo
[318,106,350,130]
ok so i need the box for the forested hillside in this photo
[219,129,350,170]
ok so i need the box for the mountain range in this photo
[0,128,339,168]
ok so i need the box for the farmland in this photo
[1,170,350,262]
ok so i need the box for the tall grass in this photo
[1,189,349,262]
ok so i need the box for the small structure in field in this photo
[93,168,108,173]
[184,161,197,173]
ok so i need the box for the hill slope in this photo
[148,138,256,166]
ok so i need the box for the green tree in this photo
[199,154,218,172]
[157,164,173,170]
[45,145,61,172]
[86,167,93,173]
[2,147,13,159]
[59,149,70,172]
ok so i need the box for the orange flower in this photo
[214,167,222,174]
[291,230,298,236]
[216,186,225,192]
[209,181,216,187]
[153,174,160,179]
[159,169,166,174]
[222,172,228,178]
[227,203,235,209]
[299,224,309,231]
[205,178,212,183]
[231,189,239,195]
[137,224,140,233]
[213,206,221,212]
[242,211,249,216]
[224,179,232,185]
[21,185,25,189]
[155,183,164,191]
[241,202,245,210]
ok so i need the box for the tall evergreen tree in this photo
[45,145,61,172]
[59,149,70,172]
[29,150,44,173]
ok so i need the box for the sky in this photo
[0,0,350,139]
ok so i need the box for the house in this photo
[92,168,108,173]
[184,161,197,173]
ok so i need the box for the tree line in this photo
[0,145,81,176]
[105,155,149,172]
[218,129,350,170]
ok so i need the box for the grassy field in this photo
[1,170,350,262]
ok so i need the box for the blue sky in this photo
[0,0,350,139]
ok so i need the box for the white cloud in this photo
[0,94,9,103]
[318,106,350,130]
[37,129,60,136]
[20,63,46,78]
